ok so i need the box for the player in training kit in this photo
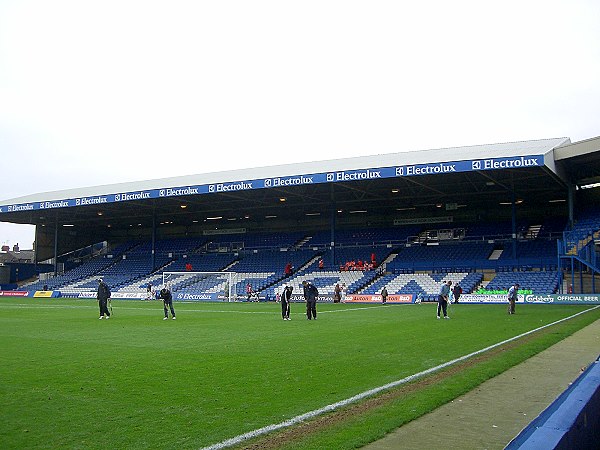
[303,280,319,320]
[281,285,293,320]
[159,286,176,320]
[97,278,111,319]
[437,280,452,319]
[507,283,519,314]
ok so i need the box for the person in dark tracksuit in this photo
[333,283,341,303]
[97,278,111,319]
[381,286,388,304]
[303,280,319,320]
[452,284,462,304]
[281,286,293,320]
[160,285,176,320]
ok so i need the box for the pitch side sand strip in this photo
[200,306,599,450]
[362,316,600,450]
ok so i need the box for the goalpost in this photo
[162,271,236,302]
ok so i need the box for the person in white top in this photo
[507,283,519,315]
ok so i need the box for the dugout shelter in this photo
[1,136,599,278]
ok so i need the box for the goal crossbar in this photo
[162,271,235,302]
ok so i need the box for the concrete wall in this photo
[506,356,600,449]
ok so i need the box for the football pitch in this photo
[1,298,599,449]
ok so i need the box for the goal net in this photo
[162,271,235,302]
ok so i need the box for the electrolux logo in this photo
[215,181,253,192]
[40,200,69,209]
[76,196,109,206]
[473,156,540,171]
[330,169,382,182]
[13,203,36,211]
[265,175,314,188]
[484,157,539,169]
[160,187,199,197]
[115,192,151,202]
[177,293,213,300]
[404,163,456,176]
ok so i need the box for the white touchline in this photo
[200,305,600,450]
[0,302,382,314]
[322,305,388,313]
[0,304,97,309]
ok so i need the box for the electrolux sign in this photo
[395,155,542,176]
[0,155,544,214]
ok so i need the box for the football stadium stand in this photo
[18,221,571,299]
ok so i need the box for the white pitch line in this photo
[0,302,382,315]
[0,303,97,310]
[199,305,600,450]
[322,305,388,313]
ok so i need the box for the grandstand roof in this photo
[1,137,571,205]
[1,135,599,260]
[554,135,600,184]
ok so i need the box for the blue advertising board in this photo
[525,294,600,304]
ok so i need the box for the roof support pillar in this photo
[151,205,156,271]
[567,183,575,231]
[330,185,336,270]
[53,215,59,277]
[330,207,336,270]
[511,191,517,260]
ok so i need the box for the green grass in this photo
[0,298,598,449]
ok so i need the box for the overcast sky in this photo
[1,0,599,250]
